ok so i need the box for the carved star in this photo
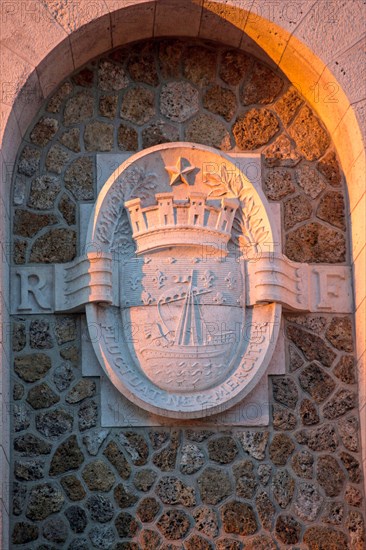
[165,157,194,186]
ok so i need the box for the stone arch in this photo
[1,2,365,545]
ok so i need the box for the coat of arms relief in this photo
[11,143,352,424]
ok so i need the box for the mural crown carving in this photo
[125,191,239,254]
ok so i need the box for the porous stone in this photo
[13,482,26,516]
[66,379,96,403]
[30,228,77,263]
[78,398,98,431]
[13,382,24,400]
[82,460,115,491]
[198,467,232,505]
[114,484,138,509]
[233,460,257,498]
[245,535,277,550]
[340,451,361,483]
[193,506,219,538]
[65,505,87,533]
[186,430,214,442]
[289,106,330,160]
[103,440,131,479]
[99,59,129,91]
[72,67,94,87]
[317,151,342,186]
[18,145,41,176]
[179,443,205,474]
[272,404,297,430]
[49,435,84,475]
[153,431,180,471]
[13,402,30,432]
[334,355,356,384]
[233,109,279,150]
[127,43,158,86]
[183,46,216,86]
[287,221,346,263]
[184,534,213,550]
[14,433,52,456]
[346,510,365,548]
[120,87,155,125]
[60,128,81,152]
[115,512,140,538]
[345,485,363,507]
[295,163,326,199]
[301,423,338,452]
[287,326,336,367]
[14,458,45,480]
[220,49,251,85]
[241,62,283,105]
[299,363,336,403]
[60,344,79,362]
[208,436,238,464]
[99,94,118,118]
[43,518,68,543]
[64,91,94,125]
[157,476,196,507]
[157,509,191,540]
[36,408,73,439]
[45,145,69,174]
[161,82,199,122]
[12,522,39,544]
[303,526,348,549]
[149,430,170,449]
[29,319,53,349]
[275,515,301,545]
[47,82,73,113]
[289,314,328,333]
[12,321,26,352]
[284,194,312,229]
[83,429,109,456]
[221,501,257,535]
[338,416,359,451]
[269,433,295,465]
[264,134,302,166]
[273,86,303,125]
[142,122,179,149]
[239,431,269,459]
[294,482,323,521]
[86,494,114,523]
[61,475,86,501]
[300,399,319,425]
[133,469,157,492]
[14,353,51,382]
[317,191,345,229]
[203,85,236,121]
[28,174,61,209]
[159,40,184,79]
[186,114,231,150]
[84,121,114,151]
[26,483,64,520]
[27,383,59,409]
[141,529,161,550]
[271,470,294,508]
[13,176,26,205]
[291,450,314,479]
[256,491,275,530]
[272,377,298,408]
[263,168,295,200]
[326,317,353,352]
[322,501,344,525]
[55,316,76,344]
[136,497,160,522]
[14,209,57,238]
[118,124,139,150]
[30,117,59,146]
[323,389,357,419]
[119,432,149,465]
[317,455,345,496]
[89,526,116,549]
[258,464,272,486]
[53,362,74,391]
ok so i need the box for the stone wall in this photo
[10,39,364,548]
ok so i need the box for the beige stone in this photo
[45,145,69,175]
[121,87,155,125]
[98,59,129,91]
[47,82,73,114]
[233,109,279,150]
[160,82,199,122]
[317,191,346,230]
[64,92,94,126]
[186,114,231,150]
[286,222,346,263]
[289,106,330,161]
[203,85,237,122]
[295,164,326,199]
[118,124,139,151]
[264,134,302,167]
[59,129,81,152]
[220,50,252,86]
[183,46,217,86]
[30,118,59,147]
[240,61,283,105]
[84,121,114,152]
[273,86,303,125]
[284,194,312,229]
[99,95,118,119]
[263,168,295,200]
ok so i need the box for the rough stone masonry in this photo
[10,38,364,548]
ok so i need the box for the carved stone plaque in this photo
[85,143,281,419]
